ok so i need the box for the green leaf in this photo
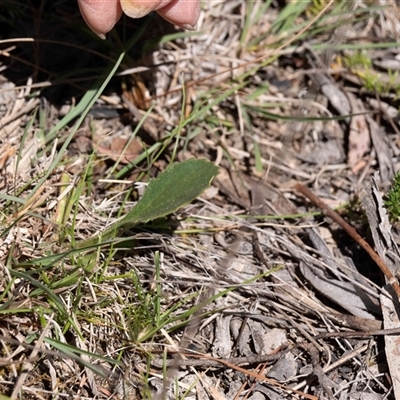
[124,159,218,224]
[75,159,218,248]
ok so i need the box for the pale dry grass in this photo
[1,1,400,399]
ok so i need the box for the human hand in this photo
[77,0,200,38]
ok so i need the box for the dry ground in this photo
[1,1,400,399]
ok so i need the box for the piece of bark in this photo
[360,172,400,399]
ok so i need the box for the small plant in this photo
[73,158,219,249]
[344,50,372,69]
[385,172,400,220]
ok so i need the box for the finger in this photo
[120,0,171,19]
[77,0,122,38]
[156,0,200,30]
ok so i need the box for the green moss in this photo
[344,50,372,69]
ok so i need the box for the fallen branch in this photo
[295,183,400,301]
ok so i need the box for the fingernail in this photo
[94,31,106,40]
[181,23,197,31]
[121,2,153,18]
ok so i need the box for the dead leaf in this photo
[347,92,370,172]
[366,115,394,183]
[0,144,16,170]
[94,135,142,164]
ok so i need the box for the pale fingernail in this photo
[121,2,153,18]
[181,23,197,31]
[94,31,106,40]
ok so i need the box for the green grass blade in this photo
[27,52,125,203]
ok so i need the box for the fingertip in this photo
[157,0,200,30]
[77,0,122,36]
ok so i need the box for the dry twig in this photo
[295,183,400,301]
